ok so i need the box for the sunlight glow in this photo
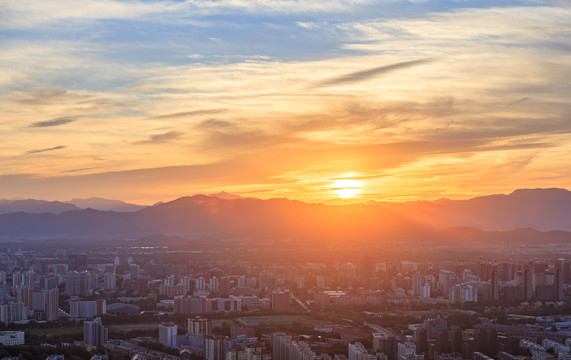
[332,179,363,198]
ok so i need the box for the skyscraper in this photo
[524,268,533,300]
[491,271,500,302]
[188,316,210,335]
[68,254,88,272]
[159,323,177,347]
[45,288,59,321]
[415,327,428,354]
[555,267,564,301]
[205,335,225,360]
[436,329,450,354]
[412,272,424,296]
[360,256,376,280]
[83,317,108,346]
[271,289,292,312]
[450,327,462,354]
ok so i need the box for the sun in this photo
[332,179,363,199]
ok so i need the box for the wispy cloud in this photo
[507,97,530,107]
[23,146,66,155]
[28,116,76,128]
[150,109,226,120]
[135,131,183,144]
[2,1,571,203]
[316,58,435,87]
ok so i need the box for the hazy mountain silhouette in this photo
[69,197,146,212]
[0,195,436,242]
[0,199,79,214]
[0,188,569,243]
[392,188,571,231]
[207,191,245,200]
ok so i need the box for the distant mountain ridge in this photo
[0,197,146,214]
[69,197,146,212]
[391,188,571,232]
[0,188,569,242]
[207,191,244,200]
[0,199,79,215]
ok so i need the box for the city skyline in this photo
[1,1,570,204]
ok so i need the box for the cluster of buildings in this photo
[0,247,568,335]
[154,317,270,360]
[312,259,569,307]
[0,246,569,360]
[0,252,120,324]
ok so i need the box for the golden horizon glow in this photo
[332,179,363,199]
[1,2,570,203]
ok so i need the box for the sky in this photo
[1,0,570,204]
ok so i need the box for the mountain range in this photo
[0,188,569,243]
[0,198,145,214]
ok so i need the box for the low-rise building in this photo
[0,331,25,346]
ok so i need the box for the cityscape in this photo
[0,191,569,359]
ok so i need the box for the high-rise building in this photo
[360,256,376,280]
[129,264,139,280]
[415,327,428,354]
[209,276,219,292]
[271,289,292,312]
[205,335,225,360]
[412,272,424,297]
[70,299,106,318]
[271,333,289,360]
[373,333,396,360]
[491,271,500,302]
[103,273,116,291]
[435,330,450,354]
[96,299,106,315]
[423,318,447,340]
[480,261,491,282]
[438,270,456,296]
[230,323,255,339]
[195,276,206,290]
[31,289,45,312]
[83,317,108,346]
[524,268,533,300]
[449,284,477,304]
[66,271,92,296]
[0,303,27,324]
[219,276,232,295]
[45,288,59,321]
[485,328,497,357]
[348,342,369,360]
[455,262,464,281]
[422,283,431,298]
[188,316,210,335]
[501,263,515,281]
[68,254,88,272]
[555,267,564,301]
[450,327,462,354]
[159,323,177,347]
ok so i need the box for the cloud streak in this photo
[316,58,435,87]
[150,109,227,120]
[135,131,183,144]
[28,116,76,128]
[507,97,530,107]
[23,146,66,155]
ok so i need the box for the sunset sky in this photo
[1,0,570,204]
